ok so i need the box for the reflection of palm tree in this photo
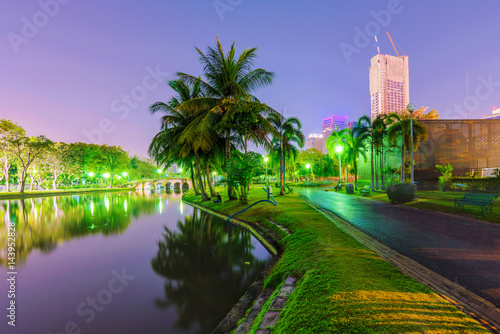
[151,209,267,333]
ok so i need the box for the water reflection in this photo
[151,208,267,333]
[0,191,270,334]
[0,192,173,267]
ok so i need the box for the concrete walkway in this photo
[300,189,500,308]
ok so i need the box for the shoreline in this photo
[0,187,135,200]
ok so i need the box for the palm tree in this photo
[348,126,370,189]
[372,115,388,189]
[325,126,349,184]
[175,38,275,199]
[149,79,211,201]
[267,114,305,195]
[386,113,428,183]
[353,116,374,189]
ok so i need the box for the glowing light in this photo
[88,172,95,177]
[159,200,163,214]
[90,202,94,215]
[105,196,110,211]
[122,172,128,177]
[124,200,128,213]
[103,173,110,178]
[264,157,268,162]
[306,163,311,169]
[335,145,343,153]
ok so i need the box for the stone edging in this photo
[181,198,285,334]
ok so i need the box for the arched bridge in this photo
[130,178,192,191]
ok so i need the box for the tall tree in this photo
[0,119,26,191]
[176,38,275,199]
[387,113,429,183]
[149,78,211,200]
[8,135,52,193]
[98,145,129,188]
[325,126,349,184]
[267,114,305,195]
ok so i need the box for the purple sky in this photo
[2,0,500,157]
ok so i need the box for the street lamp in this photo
[122,172,129,181]
[213,171,217,187]
[335,145,343,184]
[306,163,311,181]
[407,103,415,184]
[264,157,269,187]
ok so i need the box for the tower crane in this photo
[386,32,400,57]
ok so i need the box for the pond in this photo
[0,190,271,334]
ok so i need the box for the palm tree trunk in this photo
[195,151,209,201]
[190,162,200,195]
[354,160,358,189]
[375,151,379,190]
[279,140,285,195]
[380,145,385,189]
[206,161,216,197]
[370,141,375,191]
[401,136,405,183]
[225,129,236,200]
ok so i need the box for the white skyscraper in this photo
[369,54,409,121]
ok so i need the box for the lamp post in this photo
[122,172,129,181]
[264,157,269,187]
[305,163,311,181]
[213,171,217,187]
[406,103,415,184]
[335,145,343,184]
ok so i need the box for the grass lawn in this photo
[184,187,488,333]
[349,189,500,224]
[0,187,134,200]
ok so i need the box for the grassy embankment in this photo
[0,187,134,200]
[347,189,500,224]
[184,187,488,333]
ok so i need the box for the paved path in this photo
[300,189,500,307]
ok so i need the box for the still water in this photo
[0,190,271,334]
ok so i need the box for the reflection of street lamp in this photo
[335,145,343,184]
[264,157,269,187]
[407,103,415,184]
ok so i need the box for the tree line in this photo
[0,119,158,192]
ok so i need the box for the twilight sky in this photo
[2,0,500,157]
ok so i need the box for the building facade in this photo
[307,134,323,152]
[369,54,409,121]
[322,115,347,153]
[356,119,500,182]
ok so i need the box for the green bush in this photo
[386,183,416,204]
[451,177,500,193]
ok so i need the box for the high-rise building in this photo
[347,121,358,131]
[322,115,347,153]
[307,134,323,152]
[369,54,409,121]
